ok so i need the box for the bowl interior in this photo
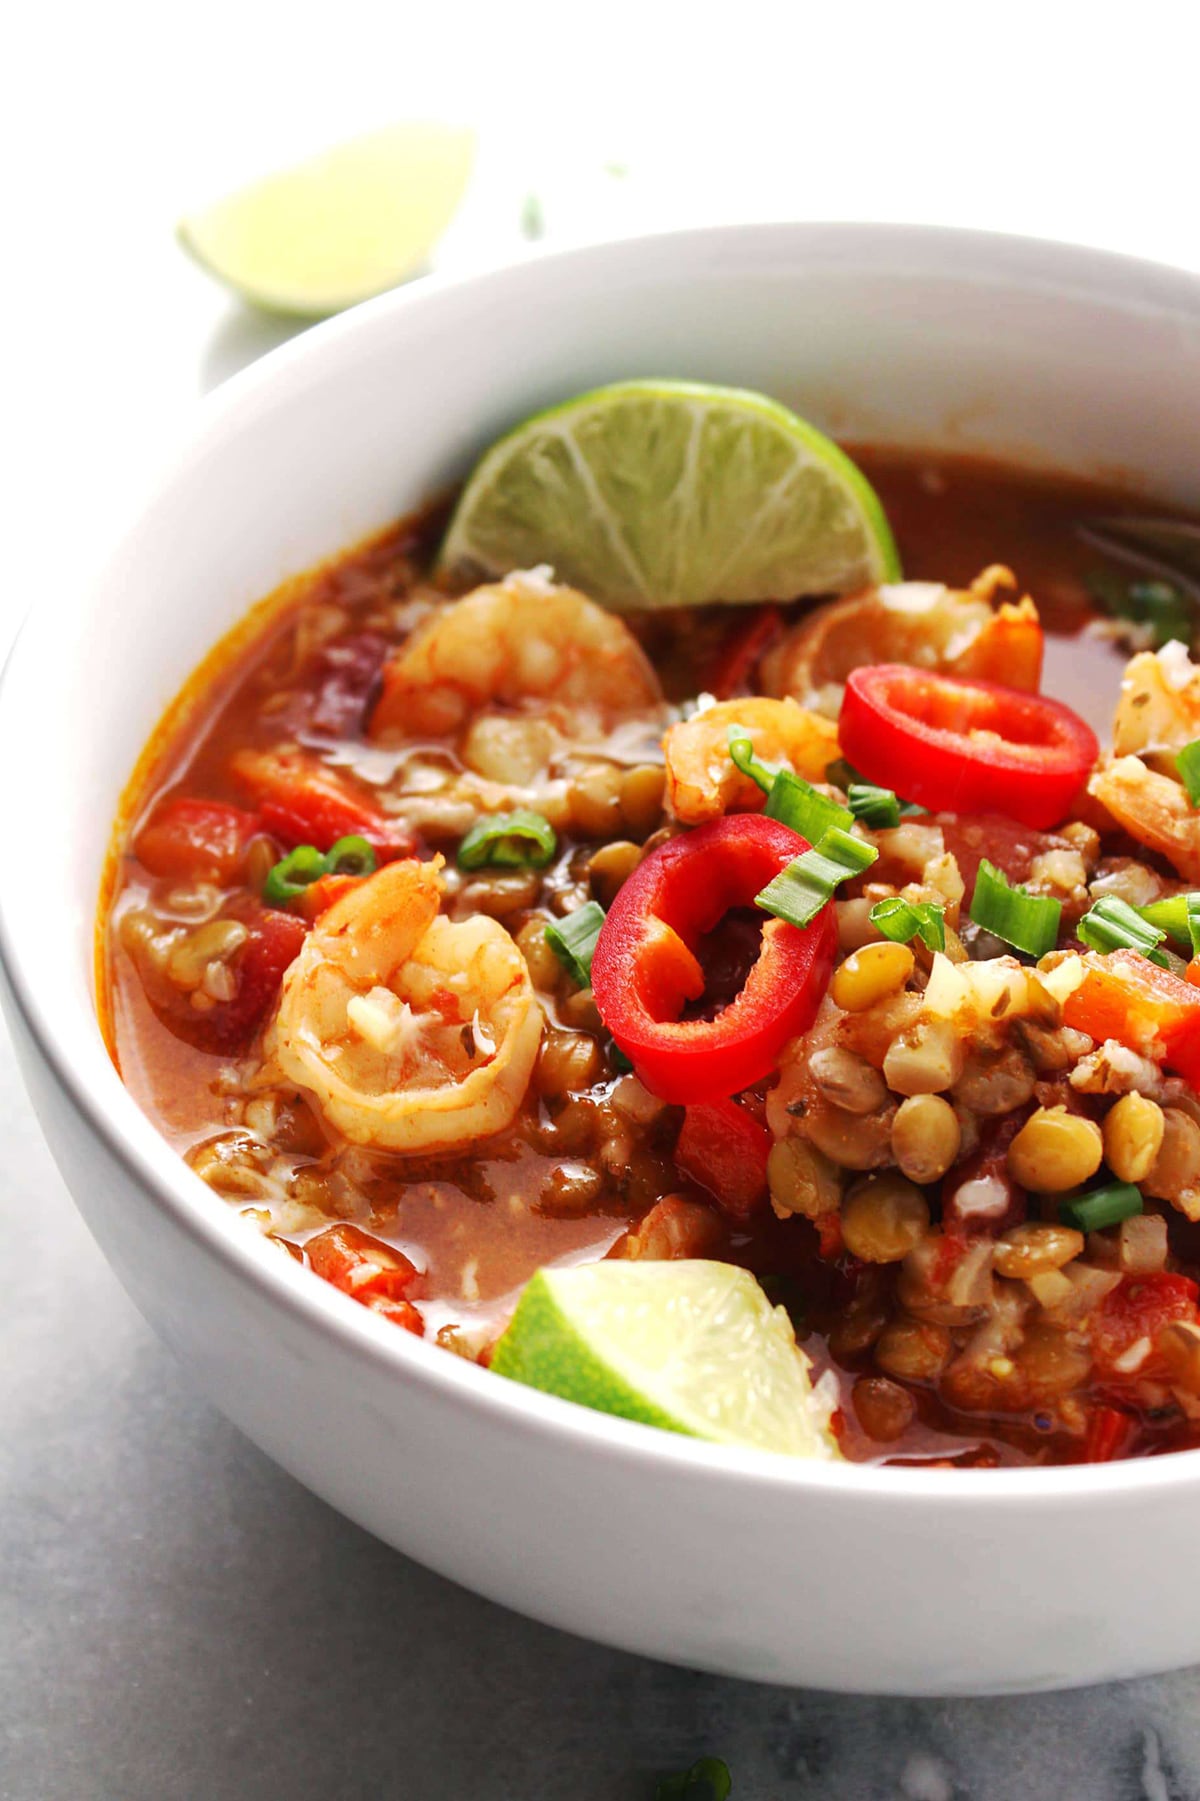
[5,221,1200,1489]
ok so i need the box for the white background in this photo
[5,6,1200,1794]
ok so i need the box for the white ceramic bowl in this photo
[4,224,1200,1696]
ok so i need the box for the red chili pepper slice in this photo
[590,814,837,1104]
[675,1098,771,1218]
[839,665,1098,830]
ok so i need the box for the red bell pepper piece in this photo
[675,1098,771,1219]
[1083,1405,1136,1463]
[839,665,1098,830]
[1063,951,1200,1089]
[590,814,837,1104]
[706,605,784,700]
[135,797,262,883]
[305,1223,424,1335]
[231,748,411,858]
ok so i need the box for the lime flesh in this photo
[439,379,900,610]
[491,1259,840,1458]
[178,122,476,317]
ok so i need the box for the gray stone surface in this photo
[6,1019,1200,1799]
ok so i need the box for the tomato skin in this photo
[941,1110,1030,1238]
[306,1223,424,1335]
[675,1098,771,1219]
[1083,1405,1136,1463]
[1063,951,1200,1089]
[591,814,837,1104]
[231,748,411,858]
[839,665,1098,830]
[136,798,262,883]
[1091,1272,1199,1380]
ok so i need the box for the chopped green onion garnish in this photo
[848,781,902,830]
[870,895,946,953]
[763,769,852,842]
[656,1759,732,1801]
[1059,1182,1143,1233]
[1179,739,1200,806]
[755,827,878,929]
[969,859,1062,959]
[727,729,785,795]
[1077,895,1170,967]
[263,843,329,906]
[1087,571,1194,651]
[324,834,378,878]
[457,808,557,871]
[1140,892,1200,956]
[545,900,606,988]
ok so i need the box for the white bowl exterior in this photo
[5,224,1200,1693]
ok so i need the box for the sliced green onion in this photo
[848,781,902,830]
[545,900,606,988]
[457,808,557,871]
[870,895,946,953]
[324,834,378,878]
[656,1759,732,1801]
[755,827,877,929]
[1140,892,1200,956]
[263,843,329,906]
[1087,571,1193,651]
[764,769,852,842]
[1179,739,1200,806]
[727,728,786,795]
[1077,895,1170,967]
[969,859,1062,959]
[1059,1182,1143,1233]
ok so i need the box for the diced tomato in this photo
[706,605,784,700]
[941,1110,1030,1238]
[935,812,1078,896]
[231,748,411,859]
[815,1212,844,1260]
[135,797,262,883]
[1090,1272,1199,1380]
[310,631,389,736]
[675,1098,771,1219]
[305,1223,424,1335]
[1063,951,1200,1090]
[147,904,306,1054]
[1083,1404,1136,1464]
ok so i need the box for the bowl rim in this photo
[7,217,1200,1507]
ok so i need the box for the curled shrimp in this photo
[1112,644,1200,758]
[1089,756,1200,883]
[369,569,664,744]
[663,696,840,824]
[268,858,542,1154]
[760,569,1043,714]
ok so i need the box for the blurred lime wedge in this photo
[491,1259,840,1458]
[178,122,476,317]
[439,380,900,609]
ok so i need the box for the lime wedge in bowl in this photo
[439,380,900,610]
[491,1259,841,1458]
[178,122,476,317]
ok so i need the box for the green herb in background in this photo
[1086,570,1194,650]
[656,1756,732,1800]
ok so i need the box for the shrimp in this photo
[1087,647,1200,880]
[268,858,542,1153]
[369,569,664,744]
[663,696,840,824]
[1089,757,1200,883]
[1112,644,1200,758]
[760,570,1043,715]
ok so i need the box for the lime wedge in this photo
[178,122,476,317]
[439,380,900,610]
[491,1259,840,1458]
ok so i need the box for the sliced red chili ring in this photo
[838,664,1098,831]
[590,814,837,1104]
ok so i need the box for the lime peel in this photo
[491,1259,841,1459]
[439,380,900,611]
